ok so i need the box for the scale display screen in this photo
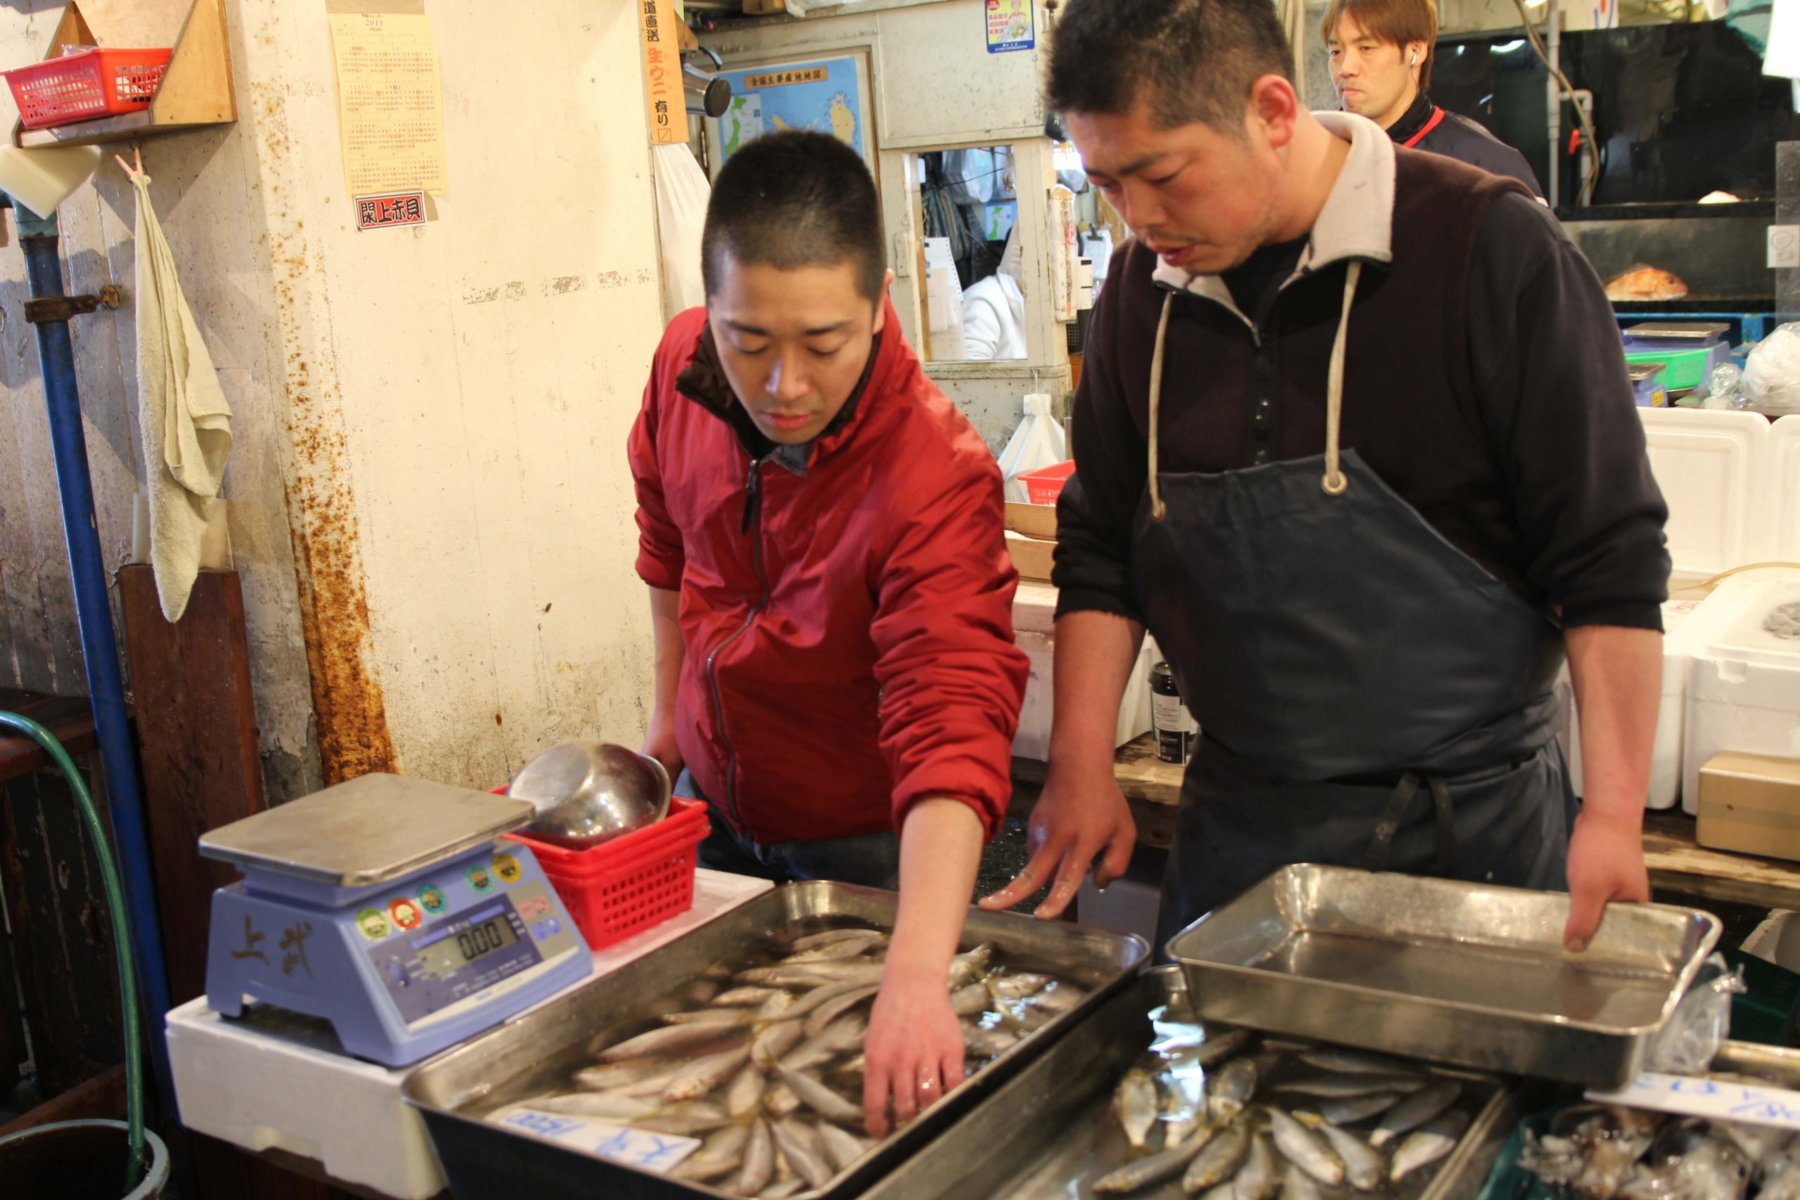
[415,915,518,979]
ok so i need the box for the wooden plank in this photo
[117,566,265,1004]
[0,765,125,1096]
[1644,809,1800,912]
[0,689,101,780]
[0,1062,122,1137]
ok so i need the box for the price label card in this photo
[1587,1073,1800,1130]
[489,1106,701,1171]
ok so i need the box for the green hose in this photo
[0,711,147,1189]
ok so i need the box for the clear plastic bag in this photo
[1742,323,1800,413]
[1643,952,1747,1075]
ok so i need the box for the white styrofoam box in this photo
[1012,582,1154,760]
[1566,597,1707,810]
[167,871,771,1199]
[1771,414,1800,560]
[1681,572,1800,813]
[1638,407,1770,576]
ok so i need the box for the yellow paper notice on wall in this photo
[639,0,691,146]
[326,0,450,198]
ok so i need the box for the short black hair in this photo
[1046,0,1293,134]
[701,131,886,303]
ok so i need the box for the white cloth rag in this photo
[130,170,232,622]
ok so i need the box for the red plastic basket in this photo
[1020,459,1076,505]
[4,47,173,130]
[503,797,711,950]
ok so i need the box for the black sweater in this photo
[1053,147,1669,633]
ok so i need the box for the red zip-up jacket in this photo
[629,303,1028,846]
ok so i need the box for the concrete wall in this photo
[0,1,666,799]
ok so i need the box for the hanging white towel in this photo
[653,142,711,319]
[127,165,233,622]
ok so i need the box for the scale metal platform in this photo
[201,773,592,1067]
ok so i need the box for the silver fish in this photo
[518,1090,656,1120]
[758,1180,807,1199]
[1208,1058,1257,1124]
[1234,1131,1279,1200]
[735,1118,775,1195]
[1090,1126,1216,1195]
[727,1063,767,1120]
[964,1023,1020,1058]
[685,978,722,1006]
[1266,1106,1346,1187]
[784,933,887,963]
[802,984,880,1036]
[1368,1079,1459,1148]
[609,1062,691,1099]
[1193,1186,1236,1200]
[1297,1046,1416,1076]
[785,1013,868,1071]
[1276,1072,1427,1100]
[712,985,785,1007]
[770,1116,835,1189]
[946,943,995,989]
[741,960,886,988]
[786,978,881,1019]
[789,926,885,951]
[632,1101,735,1136]
[752,1019,805,1067]
[774,1061,864,1126]
[1192,1027,1255,1067]
[1311,1091,1402,1126]
[700,961,733,980]
[571,1058,667,1091]
[949,983,991,1016]
[1181,1120,1252,1193]
[664,1044,751,1102]
[816,1121,871,1172]
[1114,1068,1159,1149]
[763,1080,801,1118]
[1318,1121,1384,1192]
[597,1021,746,1062]
[831,1053,866,1078]
[757,989,798,1020]
[660,1007,755,1026]
[671,1123,747,1181]
[1026,981,1088,1014]
[987,972,1054,1000]
[1389,1110,1469,1183]
[1279,1162,1323,1200]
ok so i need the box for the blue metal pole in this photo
[12,202,177,1108]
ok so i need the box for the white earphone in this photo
[1410,50,1419,64]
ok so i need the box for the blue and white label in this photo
[1588,1072,1800,1129]
[491,1106,701,1171]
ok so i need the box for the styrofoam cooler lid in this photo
[1773,415,1800,561]
[1703,579,1800,667]
[1638,408,1770,576]
[1013,580,1058,635]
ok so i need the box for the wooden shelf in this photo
[12,0,235,149]
[1014,735,1800,911]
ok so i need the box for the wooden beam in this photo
[0,1063,123,1137]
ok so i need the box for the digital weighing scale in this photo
[201,773,592,1067]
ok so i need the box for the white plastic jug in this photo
[998,393,1068,503]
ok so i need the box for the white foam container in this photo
[1638,407,1770,576]
[1012,580,1153,761]
[1567,596,1706,810]
[1681,572,1800,814]
[1770,414,1800,561]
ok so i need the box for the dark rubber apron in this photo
[1137,263,1577,949]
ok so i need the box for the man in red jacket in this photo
[628,130,1029,1136]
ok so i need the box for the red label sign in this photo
[356,191,427,231]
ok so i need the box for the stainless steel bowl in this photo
[506,741,672,850]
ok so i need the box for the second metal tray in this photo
[1166,865,1721,1089]
[863,966,1519,1200]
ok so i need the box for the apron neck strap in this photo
[1146,260,1364,510]
[1323,259,1362,496]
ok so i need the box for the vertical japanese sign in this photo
[639,0,690,145]
[986,0,1036,53]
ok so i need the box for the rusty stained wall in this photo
[230,1,666,788]
[0,0,323,800]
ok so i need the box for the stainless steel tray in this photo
[1713,1039,1800,1085]
[863,966,1520,1200]
[1166,865,1721,1089]
[401,881,1147,1199]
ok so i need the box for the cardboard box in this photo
[1005,530,1055,582]
[1004,500,1057,539]
[1696,751,1800,861]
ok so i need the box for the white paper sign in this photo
[1586,1073,1800,1130]
[488,1106,702,1171]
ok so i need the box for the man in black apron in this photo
[981,0,1669,955]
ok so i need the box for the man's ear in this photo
[872,267,895,335]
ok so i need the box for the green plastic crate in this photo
[1724,946,1800,1048]
[1625,345,1713,391]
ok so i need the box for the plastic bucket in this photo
[0,1118,170,1198]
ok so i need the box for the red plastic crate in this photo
[1020,459,1076,505]
[502,797,711,950]
[4,47,172,130]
